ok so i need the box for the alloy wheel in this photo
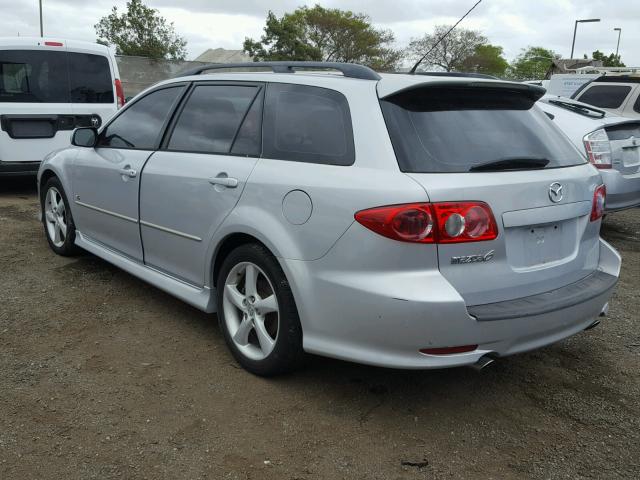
[223,262,280,361]
[44,187,68,248]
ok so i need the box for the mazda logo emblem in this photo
[549,182,564,203]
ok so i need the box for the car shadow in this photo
[0,175,38,196]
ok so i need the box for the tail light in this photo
[114,79,125,109]
[354,202,498,244]
[44,41,64,47]
[583,128,612,169]
[591,184,606,221]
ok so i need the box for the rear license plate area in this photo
[505,219,577,269]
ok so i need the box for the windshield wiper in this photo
[469,157,550,172]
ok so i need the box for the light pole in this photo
[570,18,600,59]
[39,0,43,37]
[614,28,622,58]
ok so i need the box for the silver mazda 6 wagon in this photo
[37,62,621,375]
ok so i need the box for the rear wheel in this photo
[217,243,304,376]
[41,177,79,256]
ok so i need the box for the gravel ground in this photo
[1,177,639,479]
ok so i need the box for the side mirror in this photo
[72,127,98,147]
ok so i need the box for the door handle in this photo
[118,167,137,178]
[209,174,238,188]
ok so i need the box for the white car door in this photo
[72,84,186,261]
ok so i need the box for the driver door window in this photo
[98,86,183,149]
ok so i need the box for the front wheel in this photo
[217,243,305,376]
[41,177,80,256]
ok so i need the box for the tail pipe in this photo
[470,354,495,371]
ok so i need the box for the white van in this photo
[0,37,123,175]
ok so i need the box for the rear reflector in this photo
[420,345,478,355]
[355,202,498,244]
[591,184,606,221]
[44,41,64,47]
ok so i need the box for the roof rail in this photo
[175,61,381,81]
[411,71,498,80]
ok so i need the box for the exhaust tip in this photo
[585,319,601,331]
[470,354,495,371]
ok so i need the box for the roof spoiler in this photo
[380,80,546,103]
[174,61,381,81]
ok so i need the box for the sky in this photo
[1,0,638,66]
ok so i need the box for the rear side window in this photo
[634,92,640,114]
[0,50,113,104]
[67,53,113,104]
[263,83,354,166]
[380,86,585,173]
[98,86,183,150]
[578,85,632,109]
[0,50,68,102]
[168,84,259,154]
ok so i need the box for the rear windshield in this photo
[578,85,632,109]
[380,86,586,173]
[0,49,113,104]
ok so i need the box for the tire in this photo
[216,243,305,376]
[41,177,80,256]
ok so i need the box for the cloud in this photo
[1,0,637,65]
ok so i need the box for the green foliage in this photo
[243,5,402,71]
[461,44,509,77]
[407,25,488,72]
[508,46,559,80]
[591,50,626,67]
[95,0,187,60]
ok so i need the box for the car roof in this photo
[158,66,542,101]
[0,36,111,55]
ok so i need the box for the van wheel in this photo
[217,243,305,376]
[41,177,80,256]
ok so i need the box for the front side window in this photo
[168,84,259,154]
[97,86,183,149]
[263,83,355,166]
[0,50,68,103]
[67,53,114,104]
[578,85,632,109]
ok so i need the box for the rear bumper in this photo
[600,169,640,211]
[287,238,621,369]
[0,160,41,176]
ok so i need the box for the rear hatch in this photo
[379,81,603,305]
[0,40,117,163]
[606,121,640,175]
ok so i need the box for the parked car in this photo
[538,96,640,212]
[0,37,124,176]
[37,62,621,375]
[571,74,640,119]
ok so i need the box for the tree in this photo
[508,46,559,80]
[243,5,402,71]
[406,25,487,72]
[591,50,625,67]
[95,0,187,60]
[460,44,509,77]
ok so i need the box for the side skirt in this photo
[75,231,217,313]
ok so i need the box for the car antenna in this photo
[409,0,483,74]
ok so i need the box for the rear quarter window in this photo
[262,83,355,166]
[578,85,632,109]
[380,86,585,173]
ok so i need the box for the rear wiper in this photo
[548,99,605,119]
[469,157,550,172]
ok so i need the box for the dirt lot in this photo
[1,176,639,480]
